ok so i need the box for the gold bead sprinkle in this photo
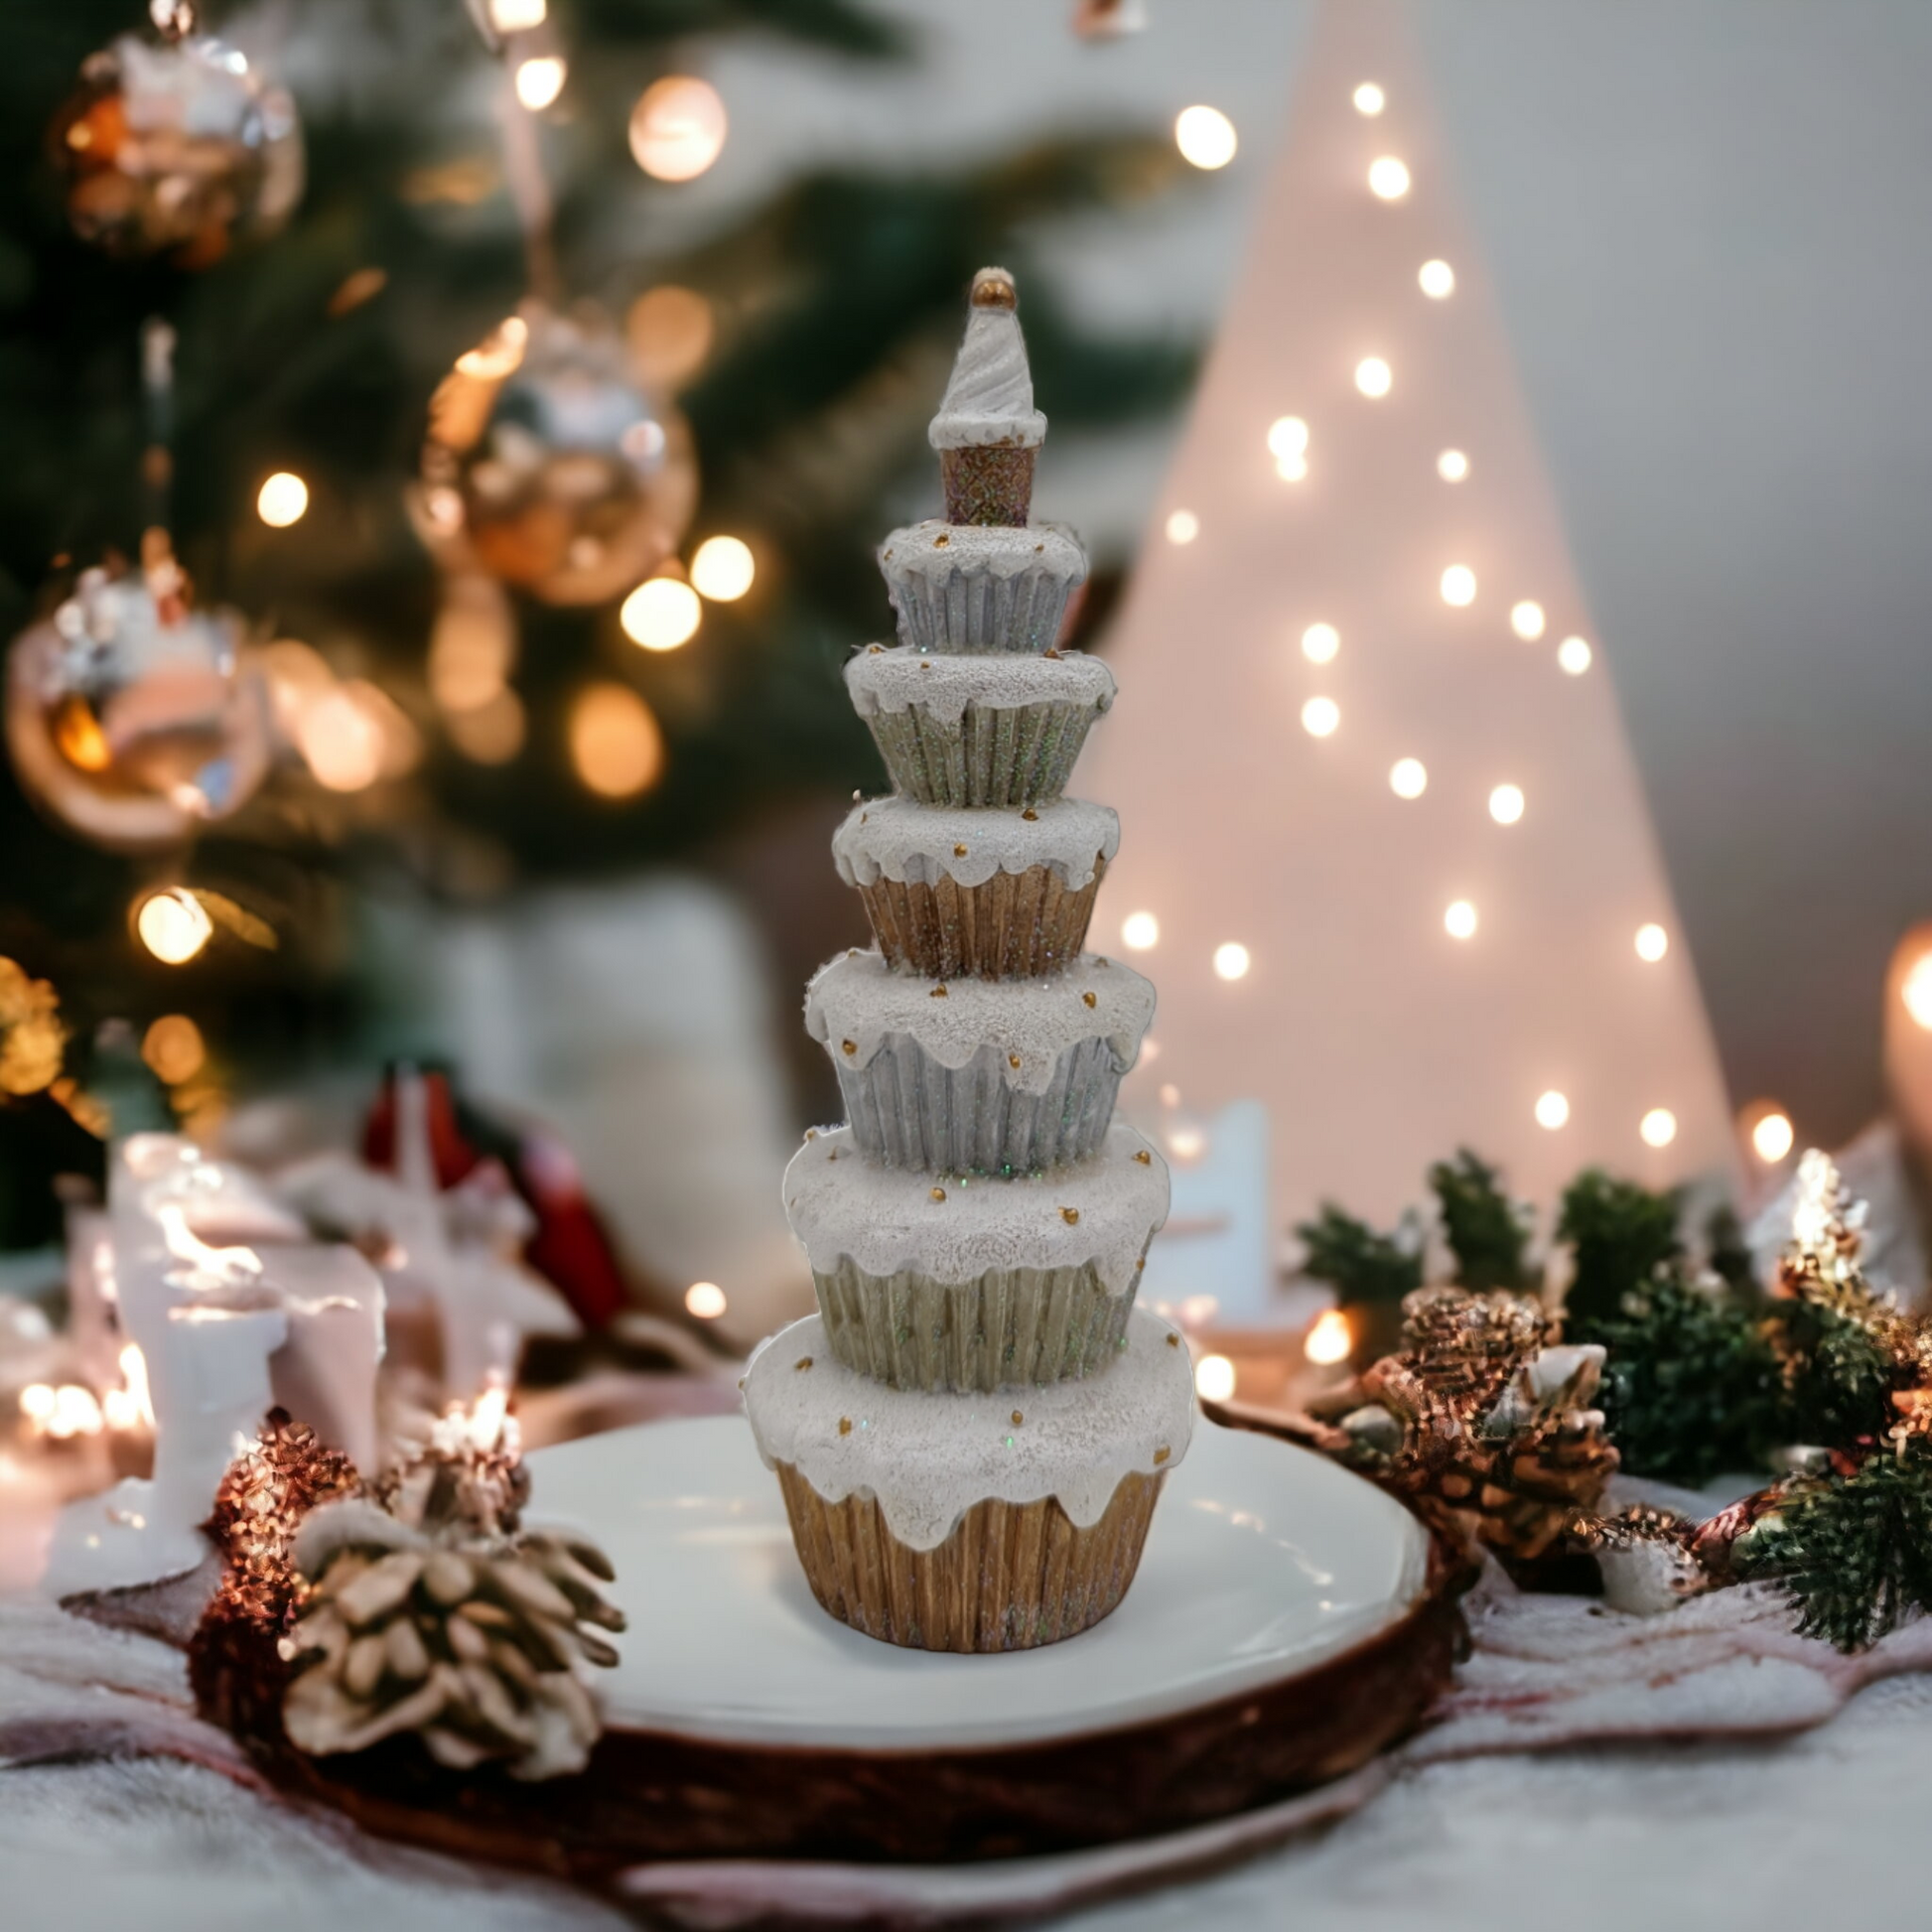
[1134,1150,1152,1165]
[953,843,968,857]
[1022,808,1038,821]
[1011,1410,1024,1426]
[1059,1206,1080,1225]
[1009,1052,1021,1069]
[1082,991,1097,1009]
[1166,1333,1179,1348]
[971,267,1019,310]
[795,1357,813,1371]
[1154,1446,1172,1466]
[933,533,950,548]
[930,984,948,998]
[842,1038,858,1055]
[931,1186,947,1201]
[839,1417,853,1436]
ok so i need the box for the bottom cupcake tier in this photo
[776,1461,1163,1653]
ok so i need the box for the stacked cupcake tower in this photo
[742,270,1194,1655]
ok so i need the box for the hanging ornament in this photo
[50,1,304,268]
[414,305,697,608]
[4,541,271,853]
[1073,0,1149,39]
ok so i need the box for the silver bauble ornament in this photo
[414,305,698,608]
[5,560,271,853]
[50,18,304,267]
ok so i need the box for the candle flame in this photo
[157,1201,264,1288]
[1305,1308,1353,1366]
[102,1342,155,1432]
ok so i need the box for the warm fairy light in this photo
[1352,82,1386,117]
[256,472,309,528]
[1174,105,1237,171]
[627,285,715,388]
[621,577,702,651]
[487,0,546,29]
[1444,899,1477,940]
[1438,449,1469,483]
[1166,1121,1207,1164]
[102,1342,154,1433]
[1354,356,1392,398]
[1193,1353,1237,1402]
[1639,1108,1678,1149]
[571,683,663,799]
[1301,696,1339,738]
[1367,156,1411,201]
[20,1382,104,1441]
[142,1014,206,1085]
[1440,564,1476,607]
[299,688,384,791]
[136,889,213,965]
[1390,757,1427,799]
[1301,622,1339,664]
[1555,636,1590,676]
[1121,910,1160,951]
[1267,416,1310,461]
[1418,259,1454,299]
[1213,941,1251,982]
[1901,952,1932,1030]
[1535,1089,1571,1131]
[455,314,528,379]
[1635,922,1669,963]
[1304,1308,1352,1366]
[684,1281,727,1319]
[1165,508,1199,545]
[630,75,729,182]
[448,689,526,764]
[513,55,566,110]
[690,535,756,602]
[1276,453,1310,483]
[1510,601,1547,641]
[1488,783,1525,825]
[1751,1110,1795,1164]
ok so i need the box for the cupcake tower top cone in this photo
[931,267,1047,527]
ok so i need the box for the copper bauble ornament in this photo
[4,557,271,853]
[50,8,304,267]
[415,305,698,608]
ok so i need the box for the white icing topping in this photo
[831,796,1118,894]
[783,1121,1169,1297]
[844,644,1115,724]
[928,292,1047,450]
[878,521,1086,586]
[806,948,1151,1090]
[744,1306,1194,1551]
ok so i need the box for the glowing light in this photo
[1267,416,1310,461]
[1535,1090,1571,1131]
[1367,156,1411,201]
[685,1281,728,1319]
[630,75,728,182]
[1488,783,1525,825]
[1165,508,1199,545]
[299,687,384,791]
[21,1382,103,1440]
[1438,449,1469,483]
[448,689,526,764]
[1558,634,1592,675]
[137,889,212,965]
[102,1343,154,1432]
[571,683,663,799]
[1354,356,1392,398]
[1510,600,1547,641]
[1193,1353,1237,1402]
[627,285,714,389]
[1276,453,1310,483]
[487,0,546,27]
[1166,1121,1207,1163]
[1121,910,1160,951]
[1440,564,1476,607]
[142,1014,206,1085]
[1301,696,1340,738]
[1390,757,1427,799]
[429,581,514,714]
[690,535,755,602]
[1304,1308,1352,1366]
[1752,1110,1795,1164]
[1640,1108,1678,1149]
[1352,82,1386,117]
[1213,941,1251,982]
[621,577,702,651]
[513,55,566,110]
[1301,621,1339,664]
[1418,258,1454,299]
[1174,104,1237,170]
[455,314,528,379]
[1635,922,1669,963]
[1445,899,1477,940]
[1902,952,1932,1030]
[256,472,308,528]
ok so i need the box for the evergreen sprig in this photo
[1557,1170,1684,1330]
[1428,1149,1533,1293]
[1294,1203,1424,1309]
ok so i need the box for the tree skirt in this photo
[6,1553,1932,1932]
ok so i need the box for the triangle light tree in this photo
[1084,0,1735,1237]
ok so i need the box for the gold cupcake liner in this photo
[812,1255,1139,1392]
[775,1461,1165,1652]
[865,698,1103,808]
[940,446,1035,527]
[857,856,1104,979]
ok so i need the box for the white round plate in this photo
[529,1414,1430,1752]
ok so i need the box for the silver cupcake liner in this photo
[834,1035,1126,1173]
[886,564,1075,655]
[864,699,1102,808]
[812,1254,1138,1392]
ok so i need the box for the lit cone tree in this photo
[1082,0,1734,1236]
